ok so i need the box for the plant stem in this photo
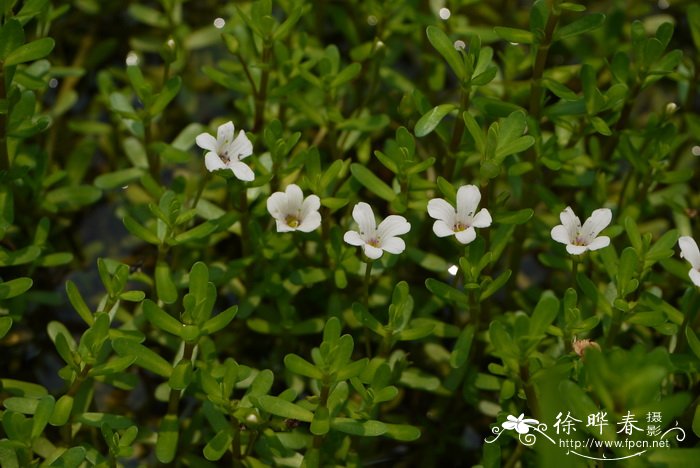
[166,342,195,416]
[0,68,9,171]
[444,88,471,179]
[363,260,374,356]
[519,362,540,419]
[571,256,579,290]
[253,44,271,133]
[191,169,211,210]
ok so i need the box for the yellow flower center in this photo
[367,238,380,247]
[285,215,300,228]
[454,222,468,232]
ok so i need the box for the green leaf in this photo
[493,208,534,225]
[554,13,605,41]
[156,415,179,464]
[479,270,512,301]
[150,76,181,116]
[426,26,466,80]
[0,317,12,340]
[203,429,233,461]
[66,281,93,326]
[494,27,534,44]
[30,396,54,439]
[94,168,144,190]
[0,277,32,300]
[530,294,559,337]
[425,278,469,306]
[143,300,183,337]
[384,423,421,441]
[254,395,313,422]
[4,37,54,66]
[201,306,238,335]
[686,327,700,362]
[112,339,173,378]
[49,446,86,467]
[48,395,73,426]
[155,260,178,304]
[122,216,159,245]
[284,354,323,380]
[44,185,101,211]
[415,104,456,137]
[330,63,361,88]
[450,325,475,368]
[331,418,386,436]
[495,136,534,159]
[0,19,24,61]
[350,163,396,201]
[310,406,330,435]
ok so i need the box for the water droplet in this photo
[454,40,466,50]
[439,8,451,20]
[213,17,225,29]
[48,78,58,88]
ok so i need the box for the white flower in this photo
[427,185,492,244]
[502,414,539,435]
[195,121,254,181]
[343,202,410,260]
[266,184,321,233]
[550,207,612,255]
[678,236,700,287]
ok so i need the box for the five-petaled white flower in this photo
[550,207,612,255]
[427,185,492,244]
[343,202,410,260]
[678,236,700,287]
[195,121,254,181]
[266,184,322,233]
[502,414,539,435]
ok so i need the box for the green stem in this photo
[166,342,195,416]
[363,260,374,357]
[571,256,579,290]
[528,1,560,120]
[0,67,8,171]
[444,88,471,179]
[231,415,242,466]
[519,362,540,419]
[311,382,330,452]
[606,309,622,349]
[191,169,211,210]
[253,44,272,133]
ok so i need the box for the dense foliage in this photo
[1,0,699,466]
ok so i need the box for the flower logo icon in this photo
[502,414,540,434]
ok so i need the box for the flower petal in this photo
[689,268,700,287]
[195,132,218,152]
[586,236,610,251]
[275,219,295,233]
[515,424,530,435]
[230,130,253,160]
[228,160,255,181]
[267,192,288,218]
[377,215,410,240]
[427,198,456,224]
[285,184,304,212]
[300,194,321,221]
[472,208,492,228]
[502,421,517,430]
[205,152,226,172]
[566,244,588,255]
[381,236,406,254]
[343,230,365,246]
[455,227,476,244]
[217,121,235,145]
[550,225,571,245]
[456,185,481,219]
[432,220,455,237]
[297,211,321,232]
[580,208,612,242]
[679,236,700,270]
[352,202,376,235]
[363,244,384,259]
[560,207,581,241]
